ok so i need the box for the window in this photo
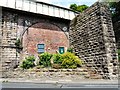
[38,44,45,53]
[59,47,64,54]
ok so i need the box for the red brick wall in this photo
[22,22,69,56]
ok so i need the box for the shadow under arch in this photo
[21,22,69,55]
[21,21,69,40]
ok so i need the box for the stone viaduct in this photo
[69,2,118,79]
[0,0,78,74]
[0,0,118,79]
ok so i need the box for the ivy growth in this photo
[15,38,22,48]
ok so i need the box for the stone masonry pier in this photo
[69,2,118,79]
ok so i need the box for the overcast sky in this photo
[35,0,98,8]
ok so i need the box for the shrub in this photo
[38,53,53,67]
[67,48,73,53]
[61,52,83,69]
[21,56,35,69]
[51,54,63,69]
[52,54,63,64]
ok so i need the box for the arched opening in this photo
[22,22,69,56]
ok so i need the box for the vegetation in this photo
[101,0,120,18]
[38,52,53,67]
[21,51,83,69]
[67,47,73,53]
[52,54,63,64]
[51,52,83,69]
[15,38,22,48]
[70,4,77,12]
[69,1,120,17]
[61,52,83,69]
[69,4,89,12]
[109,1,120,18]
[15,39,21,47]
[21,56,35,69]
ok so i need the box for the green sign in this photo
[59,47,64,54]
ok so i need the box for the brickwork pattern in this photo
[69,2,118,79]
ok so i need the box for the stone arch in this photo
[21,21,69,39]
[22,22,69,57]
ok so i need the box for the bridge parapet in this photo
[0,0,78,20]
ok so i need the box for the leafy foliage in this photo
[69,4,77,12]
[67,48,73,53]
[51,52,83,69]
[52,54,63,64]
[61,52,83,69]
[15,38,22,48]
[38,53,53,67]
[70,4,89,12]
[21,56,35,69]
[104,1,120,17]
[20,52,83,69]
[76,5,89,12]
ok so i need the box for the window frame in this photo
[37,44,45,54]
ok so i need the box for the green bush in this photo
[21,56,35,69]
[61,52,83,69]
[51,54,63,69]
[20,52,83,69]
[38,53,53,67]
[52,54,63,64]
[67,48,73,53]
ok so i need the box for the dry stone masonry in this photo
[69,2,118,79]
[0,11,20,77]
[3,68,90,80]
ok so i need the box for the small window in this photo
[38,44,44,53]
[59,47,64,54]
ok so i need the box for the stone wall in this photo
[0,9,20,76]
[1,7,70,76]
[3,67,103,79]
[69,2,118,79]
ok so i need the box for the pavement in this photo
[1,82,119,88]
[0,78,118,84]
[0,78,120,90]
[0,78,119,89]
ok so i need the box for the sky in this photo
[35,0,98,8]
